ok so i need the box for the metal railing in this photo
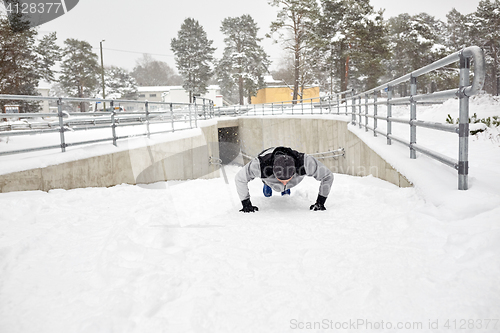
[347,46,485,190]
[0,95,214,156]
[1,46,485,190]
[212,46,485,190]
[215,96,325,117]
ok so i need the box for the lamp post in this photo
[100,40,106,112]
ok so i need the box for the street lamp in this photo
[100,40,106,111]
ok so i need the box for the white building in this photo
[137,85,223,108]
[36,83,51,113]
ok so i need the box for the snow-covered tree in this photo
[59,38,99,111]
[445,8,474,51]
[0,15,60,112]
[470,0,500,95]
[216,15,270,105]
[268,0,320,102]
[216,59,237,104]
[313,0,389,94]
[101,66,138,100]
[34,32,61,83]
[131,54,182,86]
[0,15,38,112]
[171,18,215,103]
[386,13,447,94]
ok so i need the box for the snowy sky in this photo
[1,0,481,72]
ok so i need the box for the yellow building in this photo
[251,76,320,104]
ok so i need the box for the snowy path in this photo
[1,165,499,332]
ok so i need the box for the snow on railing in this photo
[0,95,215,156]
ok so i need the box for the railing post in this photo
[351,91,356,125]
[145,101,150,139]
[310,98,313,114]
[386,86,392,145]
[57,98,66,152]
[364,94,369,132]
[358,96,362,128]
[410,75,417,159]
[194,98,198,128]
[203,99,207,120]
[337,94,340,114]
[373,91,378,137]
[345,91,350,116]
[170,103,174,132]
[458,54,470,190]
[110,100,117,146]
[188,103,192,128]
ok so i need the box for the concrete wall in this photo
[0,123,220,193]
[235,117,411,188]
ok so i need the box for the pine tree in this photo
[433,8,475,92]
[216,15,270,105]
[314,0,344,95]
[0,15,60,112]
[268,0,320,103]
[216,58,238,104]
[315,0,389,94]
[131,54,182,86]
[471,0,500,95]
[59,38,99,112]
[445,8,474,51]
[244,47,270,104]
[0,15,38,112]
[342,1,389,91]
[386,13,447,94]
[102,66,138,100]
[34,32,61,83]
[171,18,215,103]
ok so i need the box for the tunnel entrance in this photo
[218,126,240,165]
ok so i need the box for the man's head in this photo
[273,154,296,185]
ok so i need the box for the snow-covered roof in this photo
[137,85,221,92]
[263,75,282,85]
[137,86,181,92]
[37,81,52,90]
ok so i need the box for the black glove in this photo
[240,198,259,213]
[310,195,327,211]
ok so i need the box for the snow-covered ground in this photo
[1,96,500,332]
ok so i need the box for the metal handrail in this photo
[240,148,345,161]
[347,46,484,190]
[1,47,485,190]
[0,95,214,156]
[307,148,346,160]
[211,46,485,190]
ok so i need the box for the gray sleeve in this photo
[304,155,334,198]
[235,158,262,201]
